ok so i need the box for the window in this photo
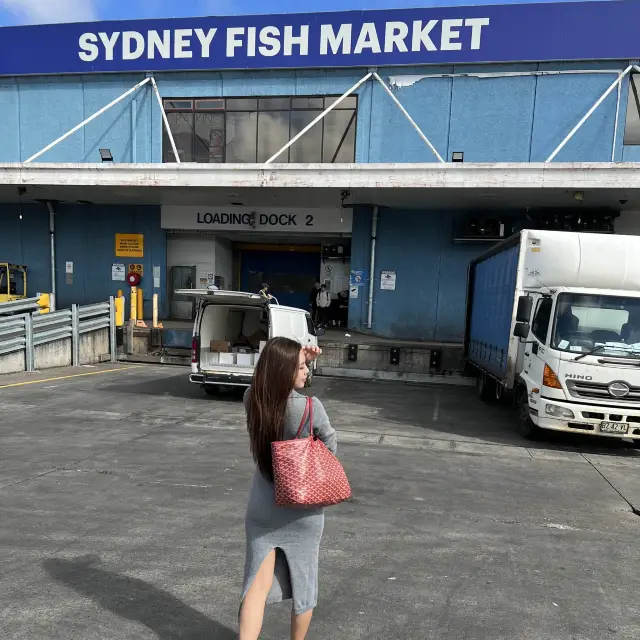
[624,74,640,145]
[532,297,553,343]
[551,293,640,357]
[162,96,357,163]
[306,314,317,336]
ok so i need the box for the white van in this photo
[176,289,323,396]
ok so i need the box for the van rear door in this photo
[173,289,268,307]
[269,306,314,346]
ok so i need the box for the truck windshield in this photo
[551,293,640,358]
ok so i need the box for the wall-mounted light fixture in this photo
[452,152,464,163]
[99,148,113,162]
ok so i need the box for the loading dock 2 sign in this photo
[161,206,352,234]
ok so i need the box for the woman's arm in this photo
[311,397,337,454]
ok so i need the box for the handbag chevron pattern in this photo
[272,396,351,508]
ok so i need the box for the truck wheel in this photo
[476,373,496,402]
[517,390,540,440]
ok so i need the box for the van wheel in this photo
[476,373,496,402]
[204,385,220,397]
[517,389,540,440]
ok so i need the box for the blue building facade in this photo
[1,1,640,341]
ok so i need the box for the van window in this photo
[306,314,316,336]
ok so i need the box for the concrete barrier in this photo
[0,300,115,376]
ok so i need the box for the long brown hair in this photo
[246,337,301,481]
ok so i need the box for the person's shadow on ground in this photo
[43,555,236,639]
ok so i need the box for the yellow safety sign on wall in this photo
[115,233,144,258]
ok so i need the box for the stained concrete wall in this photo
[0,329,111,376]
[80,328,110,365]
[34,338,72,370]
[0,351,25,375]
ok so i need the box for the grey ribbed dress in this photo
[241,389,338,615]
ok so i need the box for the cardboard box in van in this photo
[210,340,231,352]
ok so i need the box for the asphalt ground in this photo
[1,364,639,639]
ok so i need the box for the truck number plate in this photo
[600,422,629,434]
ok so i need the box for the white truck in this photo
[464,229,640,443]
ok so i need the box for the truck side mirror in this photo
[516,295,533,322]
[513,322,530,339]
[316,326,325,337]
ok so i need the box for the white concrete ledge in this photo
[3,162,640,190]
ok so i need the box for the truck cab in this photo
[514,288,640,441]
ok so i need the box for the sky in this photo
[0,0,605,27]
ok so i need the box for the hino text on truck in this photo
[464,229,640,444]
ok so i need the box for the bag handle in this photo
[295,396,314,439]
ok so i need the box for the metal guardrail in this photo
[0,298,116,371]
[0,297,41,316]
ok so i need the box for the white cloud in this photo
[1,0,98,24]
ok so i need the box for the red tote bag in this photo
[272,396,351,508]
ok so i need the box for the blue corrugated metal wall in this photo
[0,62,633,163]
[0,204,166,317]
[0,61,635,337]
[348,208,525,342]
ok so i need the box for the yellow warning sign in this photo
[115,234,144,258]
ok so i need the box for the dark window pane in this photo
[164,112,194,162]
[289,110,322,163]
[194,112,225,163]
[259,97,291,110]
[322,110,356,162]
[257,111,291,163]
[226,112,258,162]
[325,96,357,109]
[624,75,640,145]
[227,98,258,111]
[532,298,553,343]
[292,97,324,109]
[196,99,224,110]
[164,99,193,110]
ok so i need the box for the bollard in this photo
[130,286,137,322]
[137,288,144,322]
[115,295,125,327]
[152,293,159,328]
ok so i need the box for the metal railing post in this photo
[109,296,117,363]
[25,77,152,163]
[24,313,34,372]
[71,304,80,366]
[150,76,181,163]
[372,72,445,163]
[264,71,373,164]
[546,65,633,162]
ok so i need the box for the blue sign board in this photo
[0,1,639,77]
[350,269,367,287]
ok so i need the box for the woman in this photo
[240,337,337,640]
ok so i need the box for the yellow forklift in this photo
[0,263,27,303]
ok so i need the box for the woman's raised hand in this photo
[303,345,322,362]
